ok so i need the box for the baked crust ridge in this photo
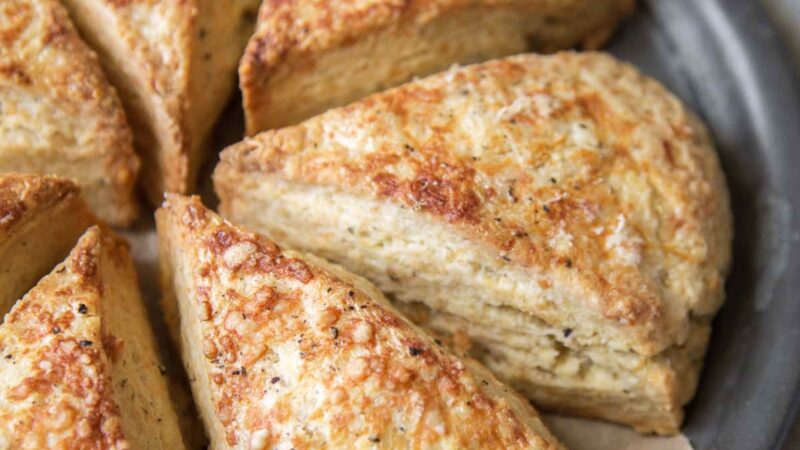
[217,52,733,433]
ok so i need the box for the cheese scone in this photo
[0,174,95,317]
[240,0,635,134]
[0,0,139,226]
[156,194,565,450]
[215,52,734,434]
[0,226,185,449]
[60,0,261,204]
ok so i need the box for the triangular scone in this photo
[60,0,261,204]
[0,174,95,316]
[216,52,733,434]
[240,0,634,134]
[156,194,564,450]
[0,226,185,449]
[0,0,139,226]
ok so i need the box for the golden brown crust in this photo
[219,52,733,358]
[0,174,83,237]
[60,0,259,204]
[240,0,635,133]
[244,0,631,74]
[0,227,129,449]
[0,173,97,318]
[157,194,564,449]
[0,0,139,226]
[0,226,186,449]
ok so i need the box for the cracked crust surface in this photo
[157,194,564,449]
[0,0,139,226]
[0,226,185,449]
[60,0,260,203]
[241,0,634,133]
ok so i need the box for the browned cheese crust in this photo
[0,226,186,449]
[156,194,565,449]
[0,228,129,449]
[0,174,84,239]
[0,173,95,316]
[222,52,732,355]
[0,0,139,226]
[241,0,635,133]
[216,52,733,433]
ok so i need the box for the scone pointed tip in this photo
[157,196,565,449]
[0,224,185,449]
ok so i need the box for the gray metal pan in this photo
[606,1,800,449]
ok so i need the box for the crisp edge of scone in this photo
[156,194,566,450]
[221,51,733,357]
[0,225,186,449]
[0,173,96,314]
[399,301,712,435]
[0,174,84,238]
[239,0,635,133]
[59,0,258,205]
[0,0,140,226]
[210,174,715,434]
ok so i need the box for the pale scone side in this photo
[0,0,139,225]
[241,0,635,133]
[60,0,259,203]
[157,194,565,449]
[0,174,95,316]
[216,52,733,433]
[0,227,185,449]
